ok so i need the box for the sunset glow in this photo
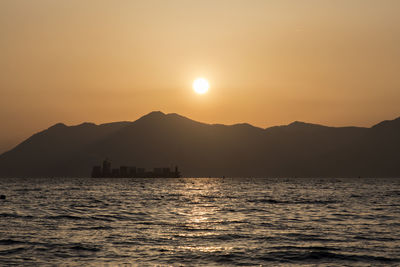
[0,1,399,153]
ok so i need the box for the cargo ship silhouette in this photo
[91,159,181,178]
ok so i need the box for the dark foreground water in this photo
[0,178,399,266]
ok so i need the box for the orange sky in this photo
[1,0,400,153]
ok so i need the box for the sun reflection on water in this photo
[169,178,235,251]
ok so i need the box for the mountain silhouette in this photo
[0,111,399,178]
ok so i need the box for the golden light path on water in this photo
[170,178,235,253]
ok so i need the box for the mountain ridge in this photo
[0,111,399,178]
[36,111,398,134]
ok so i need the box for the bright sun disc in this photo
[193,78,209,94]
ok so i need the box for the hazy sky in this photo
[1,0,400,153]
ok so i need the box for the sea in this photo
[0,177,399,266]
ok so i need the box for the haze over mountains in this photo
[0,111,399,178]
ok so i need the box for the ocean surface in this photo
[0,177,399,266]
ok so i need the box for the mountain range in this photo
[0,111,399,178]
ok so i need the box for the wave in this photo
[44,215,85,221]
[0,247,27,255]
[69,245,101,252]
[248,198,339,205]
[0,213,34,219]
[43,214,137,222]
[14,188,42,192]
[273,251,400,263]
[70,225,113,231]
[200,251,400,265]
[0,239,25,245]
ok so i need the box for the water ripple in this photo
[0,177,399,266]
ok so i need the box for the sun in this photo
[193,78,209,94]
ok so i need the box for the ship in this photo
[91,159,181,178]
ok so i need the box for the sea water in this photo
[0,177,399,266]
